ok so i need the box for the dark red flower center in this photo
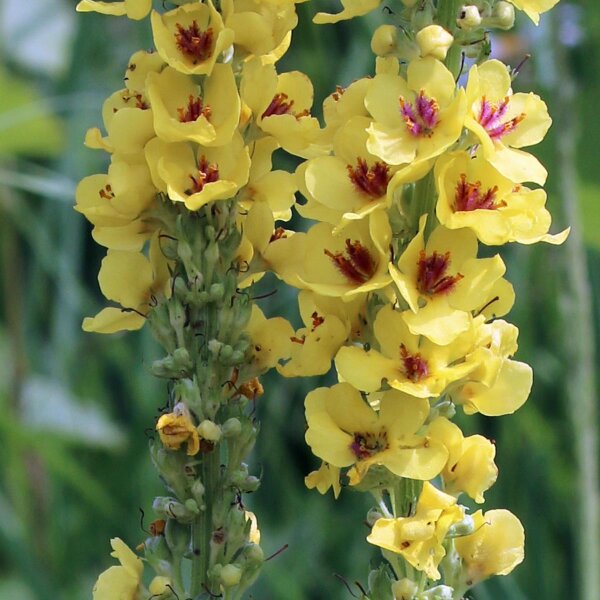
[400,90,440,137]
[325,239,376,285]
[417,250,463,296]
[400,344,429,382]
[175,21,214,64]
[477,95,525,141]
[177,95,212,123]
[347,158,391,198]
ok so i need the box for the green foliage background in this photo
[0,1,598,598]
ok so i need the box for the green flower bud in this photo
[210,283,225,301]
[421,585,454,600]
[208,339,224,357]
[392,578,417,600]
[143,532,172,565]
[164,518,191,556]
[222,417,242,438]
[177,240,193,264]
[230,349,246,365]
[191,480,206,507]
[219,344,234,362]
[205,225,216,240]
[447,513,475,538]
[244,542,264,565]
[153,497,196,524]
[366,507,384,527]
[198,419,222,442]
[486,1,515,29]
[220,564,242,587]
[184,498,200,515]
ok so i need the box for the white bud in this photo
[457,5,482,29]
[416,25,454,61]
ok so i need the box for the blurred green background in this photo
[0,0,599,598]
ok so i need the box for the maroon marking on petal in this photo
[261,92,309,120]
[416,250,463,296]
[325,239,377,285]
[311,311,325,331]
[347,158,391,198]
[177,95,212,123]
[400,343,429,382]
[186,155,220,195]
[350,430,388,460]
[454,174,503,212]
[98,184,115,200]
[175,21,214,64]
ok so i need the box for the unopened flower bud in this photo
[222,417,242,437]
[400,0,418,6]
[244,542,264,565]
[191,480,206,507]
[154,497,196,524]
[447,513,475,537]
[220,564,242,587]
[198,419,222,442]
[210,282,225,301]
[416,25,454,60]
[392,578,418,600]
[366,507,383,527]
[371,25,398,57]
[488,1,515,29]
[184,498,200,515]
[422,585,454,599]
[149,576,172,596]
[457,5,482,29]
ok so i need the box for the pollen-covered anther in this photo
[238,377,264,400]
[98,184,115,200]
[400,343,429,382]
[455,174,504,211]
[269,227,287,242]
[347,158,391,198]
[290,335,306,345]
[416,249,463,296]
[261,93,309,120]
[311,311,324,331]
[122,91,149,110]
[350,430,389,460]
[186,156,220,195]
[478,95,525,141]
[177,95,212,123]
[399,90,440,137]
[175,21,214,63]
[324,239,376,284]
[332,85,346,102]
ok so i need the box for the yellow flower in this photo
[435,151,569,245]
[270,211,392,299]
[313,0,381,24]
[366,57,466,167]
[305,462,342,499]
[151,2,234,76]
[367,482,465,580]
[82,236,170,334]
[305,383,448,484]
[144,134,250,211]
[222,0,298,57]
[390,216,514,345]
[508,0,559,24]
[156,403,200,456]
[92,538,143,600]
[76,0,151,20]
[335,304,480,397]
[245,510,261,545]
[75,156,157,251]
[304,115,399,227]
[455,509,525,585]
[322,77,371,137]
[448,319,533,416]
[245,305,294,373]
[237,137,298,221]
[465,59,551,185]
[147,64,240,146]
[428,418,497,503]
[241,59,329,158]
[277,291,366,377]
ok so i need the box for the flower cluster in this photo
[76,0,314,598]
[266,0,566,598]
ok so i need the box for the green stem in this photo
[436,0,464,77]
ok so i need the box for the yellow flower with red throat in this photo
[147,64,240,146]
[390,215,514,345]
[464,59,551,185]
[455,509,525,586]
[156,402,200,456]
[367,482,465,580]
[435,151,569,246]
[151,2,234,76]
[304,383,448,484]
[144,134,250,211]
[241,59,328,158]
[270,210,392,299]
[335,304,480,397]
[365,57,466,167]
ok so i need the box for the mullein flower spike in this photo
[77,0,566,598]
